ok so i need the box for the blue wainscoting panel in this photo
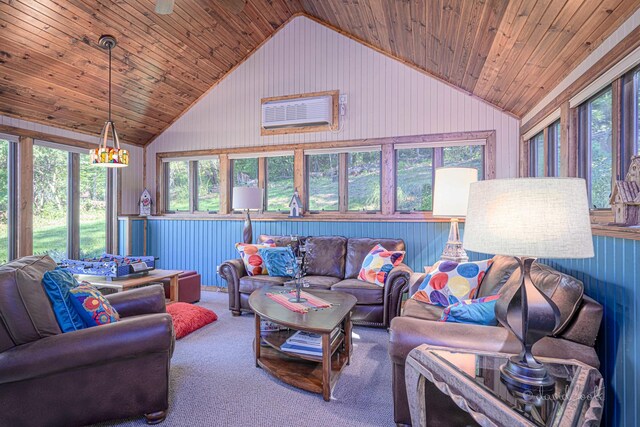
[117,219,126,256]
[130,219,145,256]
[542,235,639,427]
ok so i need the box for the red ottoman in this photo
[161,271,201,303]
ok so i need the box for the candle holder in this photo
[287,236,309,303]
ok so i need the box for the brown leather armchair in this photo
[220,235,412,328]
[0,255,175,427]
[388,256,603,426]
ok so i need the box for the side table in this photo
[405,344,604,427]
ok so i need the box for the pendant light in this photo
[90,35,129,168]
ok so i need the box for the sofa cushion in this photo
[477,255,519,298]
[331,279,384,305]
[259,246,296,277]
[235,242,276,276]
[69,283,120,327]
[239,275,287,294]
[258,235,304,252]
[303,276,341,290]
[401,299,444,321]
[440,295,500,326]
[497,262,584,336]
[345,238,405,279]
[0,255,61,345]
[304,236,347,278]
[412,260,492,306]
[358,244,405,286]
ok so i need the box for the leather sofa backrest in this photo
[0,255,60,347]
[477,255,520,298]
[496,261,585,336]
[258,235,305,252]
[304,236,348,278]
[344,238,406,279]
[559,295,602,346]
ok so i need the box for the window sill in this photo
[591,223,640,241]
[150,211,453,222]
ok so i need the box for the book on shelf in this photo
[280,328,341,356]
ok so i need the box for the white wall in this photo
[147,16,520,205]
[0,114,143,214]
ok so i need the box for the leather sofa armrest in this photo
[384,263,412,326]
[0,313,174,385]
[106,285,166,317]
[388,316,600,368]
[219,258,246,314]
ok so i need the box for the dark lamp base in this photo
[500,355,555,394]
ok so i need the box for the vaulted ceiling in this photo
[1,0,639,146]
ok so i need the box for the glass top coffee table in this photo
[405,345,604,427]
[248,286,357,401]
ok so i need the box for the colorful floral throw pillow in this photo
[69,283,120,327]
[412,259,493,307]
[440,295,500,326]
[236,242,276,276]
[358,244,406,287]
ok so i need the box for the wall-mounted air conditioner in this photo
[261,92,337,134]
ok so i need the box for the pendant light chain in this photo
[108,42,112,123]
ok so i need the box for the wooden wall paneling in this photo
[381,144,395,215]
[155,157,162,215]
[16,136,33,257]
[293,149,305,209]
[560,102,571,177]
[519,136,529,178]
[258,157,266,209]
[219,154,230,214]
[611,78,623,182]
[568,107,579,177]
[485,130,497,179]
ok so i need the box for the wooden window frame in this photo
[156,130,497,222]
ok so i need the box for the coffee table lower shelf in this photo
[255,344,349,396]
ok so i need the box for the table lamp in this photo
[463,178,594,392]
[232,187,263,244]
[432,167,478,263]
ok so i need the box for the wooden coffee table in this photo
[79,269,183,303]
[249,286,357,401]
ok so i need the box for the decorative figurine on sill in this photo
[610,155,640,226]
[289,189,303,218]
[139,189,152,217]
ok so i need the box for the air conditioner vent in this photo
[262,95,333,130]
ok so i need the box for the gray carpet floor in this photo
[102,290,394,427]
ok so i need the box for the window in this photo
[79,153,107,258]
[197,158,220,212]
[266,155,294,212]
[232,158,258,188]
[579,88,613,209]
[635,69,640,154]
[396,143,485,211]
[306,153,339,211]
[529,132,545,177]
[348,150,381,211]
[33,145,69,261]
[0,137,14,264]
[396,148,433,211]
[165,161,190,212]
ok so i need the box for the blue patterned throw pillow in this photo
[440,295,500,326]
[42,269,86,333]
[69,283,120,327]
[259,246,297,277]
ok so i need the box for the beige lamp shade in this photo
[463,178,594,259]
[432,167,478,217]
[232,187,263,210]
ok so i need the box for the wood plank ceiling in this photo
[1,0,639,146]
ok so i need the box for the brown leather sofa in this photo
[388,255,603,426]
[219,235,412,327]
[0,255,175,427]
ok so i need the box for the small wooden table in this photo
[79,269,183,303]
[248,286,357,401]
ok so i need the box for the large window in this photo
[348,150,381,211]
[396,143,485,211]
[232,158,258,188]
[197,158,220,212]
[306,153,339,211]
[579,88,613,209]
[266,155,294,212]
[33,145,69,261]
[79,153,107,258]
